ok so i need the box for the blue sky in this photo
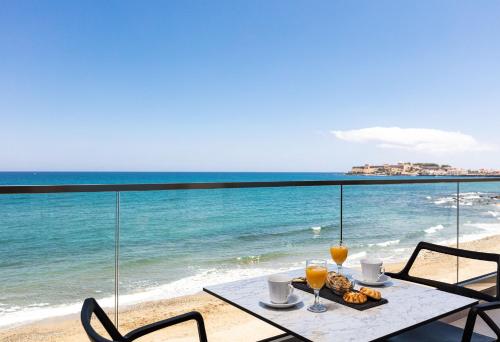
[1,1,499,171]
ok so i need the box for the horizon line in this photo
[0,170,347,173]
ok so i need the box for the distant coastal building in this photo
[348,162,500,176]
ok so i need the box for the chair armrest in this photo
[393,242,500,278]
[388,241,500,302]
[473,301,500,312]
[124,311,208,342]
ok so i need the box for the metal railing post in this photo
[115,191,120,327]
[340,185,343,243]
[456,182,460,283]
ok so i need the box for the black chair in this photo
[383,241,500,342]
[81,297,208,342]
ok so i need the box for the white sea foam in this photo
[425,224,445,234]
[465,222,500,234]
[438,222,500,245]
[433,192,488,207]
[378,239,400,247]
[0,266,296,328]
[27,303,50,308]
[487,211,499,218]
[434,197,454,205]
[236,255,261,264]
[368,239,400,247]
[461,192,484,199]
[311,226,321,232]
[426,196,432,200]
[0,302,84,328]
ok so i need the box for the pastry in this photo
[292,277,306,283]
[343,291,368,304]
[359,287,381,300]
[326,272,353,295]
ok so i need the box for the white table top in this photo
[204,267,478,342]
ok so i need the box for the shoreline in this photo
[2,234,500,341]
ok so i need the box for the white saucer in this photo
[260,294,302,309]
[354,274,392,286]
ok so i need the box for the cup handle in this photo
[288,283,294,296]
[378,266,385,281]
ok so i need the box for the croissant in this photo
[326,272,352,294]
[343,291,367,304]
[359,287,381,300]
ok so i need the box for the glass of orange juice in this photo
[306,259,328,313]
[330,241,348,275]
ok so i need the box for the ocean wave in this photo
[0,302,83,328]
[425,224,444,235]
[378,239,400,247]
[27,303,50,308]
[487,211,499,218]
[311,226,322,233]
[434,197,454,205]
[236,255,261,264]
[434,192,499,208]
[438,222,500,245]
[464,222,500,233]
[237,224,332,242]
[0,265,296,328]
[230,250,291,265]
[368,239,400,247]
[461,192,485,199]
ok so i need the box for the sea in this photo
[0,172,499,327]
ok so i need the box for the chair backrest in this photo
[386,241,500,302]
[81,298,126,342]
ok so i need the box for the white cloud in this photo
[332,127,494,154]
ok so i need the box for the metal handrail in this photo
[1,177,500,194]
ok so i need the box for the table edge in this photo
[203,287,312,342]
[370,299,479,341]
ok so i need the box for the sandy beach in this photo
[1,235,499,342]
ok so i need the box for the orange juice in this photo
[330,245,348,265]
[306,265,327,289]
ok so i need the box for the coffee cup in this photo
[360,259,385,282]
[267,274,294,304]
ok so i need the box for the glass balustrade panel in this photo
[343,182,458,283]
[0,192,116,337]
[117,185,340,334]
[457,181,500,290]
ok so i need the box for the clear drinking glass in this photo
[305,259,328,313]
[330,241,348,275]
